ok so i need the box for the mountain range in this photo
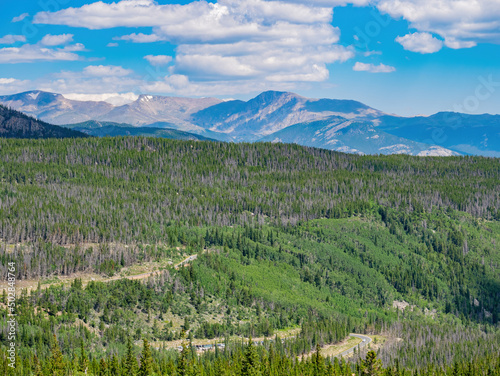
[0,90,498,157]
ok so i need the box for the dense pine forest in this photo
[0,137,499,375]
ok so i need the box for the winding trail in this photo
[337,333,372,358]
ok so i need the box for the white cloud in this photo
[144,55,173,66]
[267,64,330,82]
[378,0,500,48]
[41,34,74,46]
[140,74,298,97]
[0,78,31,95]
[62,92,139,105]
[0,35,27,44]
[12,13,30,22]
[173,41,352,81]
[34,0,332,29]
[34,0,354,90]
[38,68,143,97]
[353,62,396,73]
[117,33,163,43]
[0,44,81,63]
[34,0,209,29]
[1,68,140,99]
[60,43,86,52]
[277,0,370,6]
[0,78,19,85]
[395,32,443,54]
[444,38,477,49]
[107,42,119,47]
[83,65,133,77]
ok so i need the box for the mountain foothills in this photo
[65,121,216,141]
[0,137,499,375]
[1,90,499,156]
[0,104,86,139]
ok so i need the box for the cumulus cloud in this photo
[34,0,332,29]
[60,43,86,52]
[38,67,143,97]
[62,92,139,105]
[0,78,20,85]
[444,38,477,49]
[395,32,443,54]
[41,34,74,46]
[140,74,298,97]
[277,0,370,5]
[0,66,139,100]
[0,78,31,95]
[353,62,396,73]
[173,40,352,81]
[378,0,499,48]
[117,33,163,43]
[0,44,81,63]
[83,65,133,77]
[0,35,27,44]
[33,0,354,91]
[144,55,173,66]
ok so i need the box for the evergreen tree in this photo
[138,339,153,376]
[361,351,382,376]
[242,337,261,376]
[110,355,120,376]
[98,358,108,376]
[177,342,191,376]
[49,335,65,376]
[314,343,325,376]
[32,355,43,376]
[124,337,138,375]
[79,340,89,373]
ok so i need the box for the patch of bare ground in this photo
[0,248,197,296]
[301,336,362,359]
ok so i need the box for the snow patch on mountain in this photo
[379,144,412,154]
[417,146,458,156]
[28,92,40,100]
[336,146,364,155]
[323,121,353,139]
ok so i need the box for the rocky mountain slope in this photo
[0,91,113,125]
[191,91,382,141]
[378,112,500,157]
[258,116,459,156]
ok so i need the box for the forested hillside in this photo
[0,105,86,139]
[0,137,499,244]
[0,137,499,375]
[62,120,216,141]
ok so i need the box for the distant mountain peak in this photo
[14,90,63,104]
[252,90,301,100]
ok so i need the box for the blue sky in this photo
[0,0,499,116]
